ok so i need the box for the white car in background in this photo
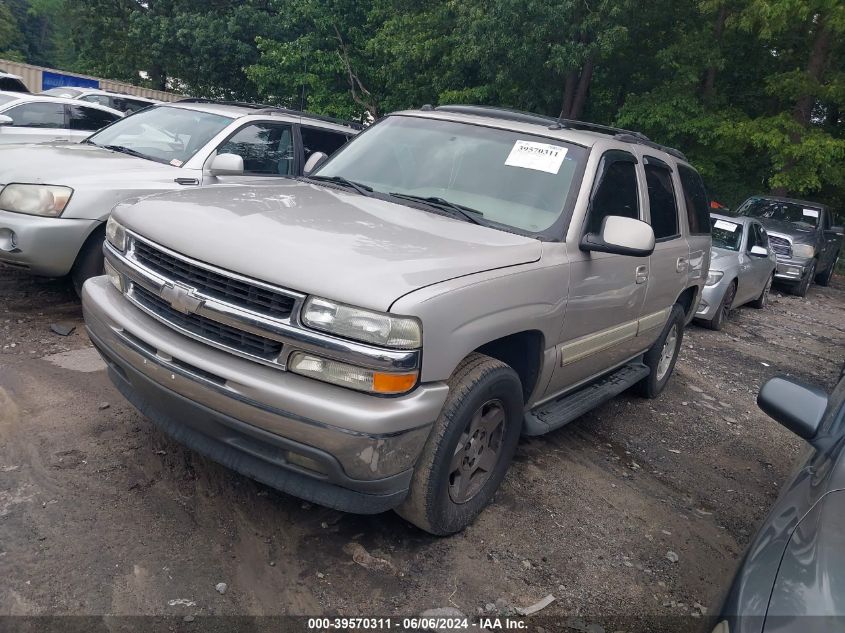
[0,91,123,145]
[41,87,160,114]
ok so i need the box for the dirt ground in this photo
[1,266,843,633]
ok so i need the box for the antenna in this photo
[548,109,566,130]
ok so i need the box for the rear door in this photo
[677,164,711,306]
[639,155,688,343]
[0,101,69,144]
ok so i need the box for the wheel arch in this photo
[474,330,545,403]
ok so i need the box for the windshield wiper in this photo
[303,175,374,197]
[98,144,153,161]
[387,192,484,225]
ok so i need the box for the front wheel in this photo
[750,274,773,309]
[71,226,106,297]
[791,260,816,297]
[703,280,736,331]
[395,353,523,535]
[815,257,837,287]
[635,304,685,399]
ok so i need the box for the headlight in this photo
[792,244,815,259]
[105,216,126,251]
[288,352,418,394]
[0,184,73,216]
[706,270,724,286]
[301,297,421,349]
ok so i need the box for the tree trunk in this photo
[149,64,167,91]
[793,16,830,127]
[560,70,578,118]
[702,4,728,99]
[570,54,596,120]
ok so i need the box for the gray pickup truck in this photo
[736,195,842,296]
[82,106,711,534]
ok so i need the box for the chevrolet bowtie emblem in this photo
[160,283,203,315]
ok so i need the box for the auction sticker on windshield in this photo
[505,140,567,174]
[713,219,739,232]
[803,208,819,218]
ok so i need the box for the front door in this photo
[543,150,649,399]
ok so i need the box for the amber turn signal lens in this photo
[372,371,418,394]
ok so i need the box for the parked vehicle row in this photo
[40,87,160,114]
[1,97,842,624]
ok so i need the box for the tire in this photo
[749,274,773,309]
[791,260,816,297]
[703,280,736,331]
[70,225,106,297]
[815,257,837,287]
[634,304,685,399]
[395,353,523,535]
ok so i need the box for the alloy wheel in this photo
[448,399,506,504]
[656,323,679,382]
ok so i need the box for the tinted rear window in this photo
[678,165,710,235]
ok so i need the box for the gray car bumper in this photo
[695,277,732,321]
[773,257,811,283]
[82,276,448,513]
[0,209,99,276]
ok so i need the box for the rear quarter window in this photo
[678,165,710,235]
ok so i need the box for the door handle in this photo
[676,257,688,273]
[635,265,648,284]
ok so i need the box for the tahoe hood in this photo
[113,181,543,311]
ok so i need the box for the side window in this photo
[755,224,769,249]
[301,126,349,160]
[746,224,760,250]
[678,165,710,235]
[644,161,680,240]
[585,152,639,235]
[4,102,65,128]
[217,123,295,176]
[69,105,120,131]
[122,99,152,114]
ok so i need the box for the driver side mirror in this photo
[749,245,768,257]
[758,377,828,442]
[208,152,244,176]
[0,114,13,127]
[580,216,655,257]
[303,151,328,177]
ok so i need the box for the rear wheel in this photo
[70,225,106,297]
[395,353,523,535]
[703,280,736,331]
[635,304,685,399]
[750,274,773,309]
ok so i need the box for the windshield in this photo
[738,197,820,229]
[710,216,742,251]
[315,115,587,234]
[87,105,232,165]
[42,88,82,98]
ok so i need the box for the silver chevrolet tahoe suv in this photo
[82,105,711,534]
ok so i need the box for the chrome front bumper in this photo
[774,258,809,282]
[82,277,448,512]
[0,209,99,276]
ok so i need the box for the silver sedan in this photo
[695,213,777,330]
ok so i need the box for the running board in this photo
[523,361,650,436]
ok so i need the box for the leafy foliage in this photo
[4,0,845,210]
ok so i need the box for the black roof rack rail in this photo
[174,98,273,109]
[252,107,364,130]
[433,104,688,161]
[613,133,688,161]
[174,98,363,130]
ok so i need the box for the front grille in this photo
[133,239,295,319]
[132,284,283,361]
[768,235,792,257]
